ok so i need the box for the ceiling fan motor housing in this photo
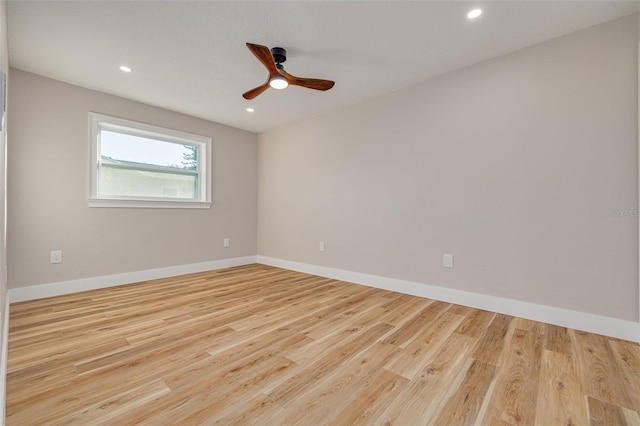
[271,47,287,64]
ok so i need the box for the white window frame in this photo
[88,112,212,209]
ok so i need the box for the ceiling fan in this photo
[242,43,335,100]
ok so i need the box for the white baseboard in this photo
[0,297,9,425]
[257,256,640,343]
[7,254,638,343]
[8,256,257,303]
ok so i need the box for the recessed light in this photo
[467,8,482,19]
[246,107,255,112]
[119,65,132,73]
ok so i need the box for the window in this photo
[89,113,211,208]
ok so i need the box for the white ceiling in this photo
[7,1,640,133]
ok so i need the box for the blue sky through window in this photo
[100,130,195,169]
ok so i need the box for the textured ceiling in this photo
[7,1,640,133]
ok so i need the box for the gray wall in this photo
[0,1,7,305]
[258,14,639,321]
[8,70,258,288]
[0,0,9,415]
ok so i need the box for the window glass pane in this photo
[100,130,198,170]
[99,166,197,199]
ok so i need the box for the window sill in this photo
[88,199,211,209]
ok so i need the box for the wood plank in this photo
[301,294,387,340]
[574,330,635,410]
[288,301,388,364]
[377,294,432,325]
[622,407,640,426]
[167,328,311,390]
[432,359,497,425]
[382,300,449,348]
[534,349,588,426]
[588,396,627,425]
[161,356,298,424]
[515,317,546,335]
[211,393,283,426]
[266,322,394,404]
[329,368,409,426]
[545,323,573,354]
[74,320,229,375]
[51,379,170,425]
[481,328,543,425]
[384,311,464,379]
[454,308,495,338]
[609,339,640,412]
[376,332,476,424]
[472,313,515,366]
[272,342,402,424]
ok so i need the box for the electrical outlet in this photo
[50,250,62,264]
[319,241,325,252]
[443,254,454,268]
[223,238,230,248]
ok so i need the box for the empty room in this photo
[0,0,638,424]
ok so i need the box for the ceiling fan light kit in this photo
[269,75,288,90]
[242,43,335,99]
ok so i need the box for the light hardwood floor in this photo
[6,264,640,425]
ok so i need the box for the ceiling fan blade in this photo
[246,43,279,76]
[279,69,335,91]
[242,80,270,100]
